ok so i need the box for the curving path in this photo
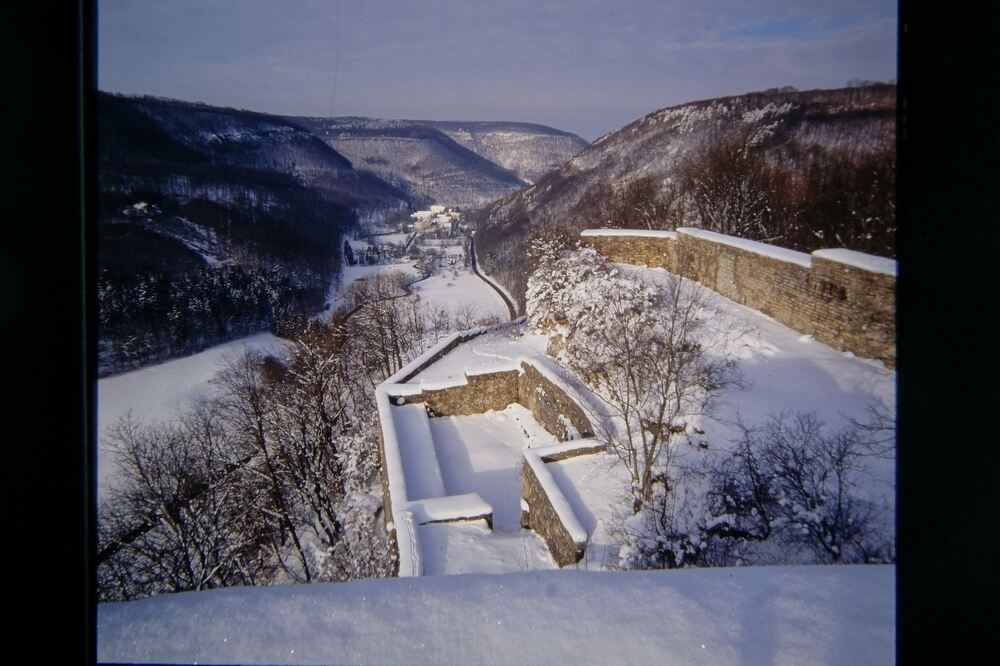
[468,235,517,321]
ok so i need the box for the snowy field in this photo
[371,232,412,246]
[97,333,288,503]
[409,264,510,321]
[320,262,422,320]
[98,564,895,665]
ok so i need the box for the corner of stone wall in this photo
[520,459,586,567]
[517,361,594,441]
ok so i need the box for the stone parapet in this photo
[581,228,896,367]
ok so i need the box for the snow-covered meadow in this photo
[409,263,510,321]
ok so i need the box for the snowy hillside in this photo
[97,333,289,502]
[289,116,588,206]
[290,116,525,207]
[472,84,896,308]
[98,565,895,665]
[425,120,588,184]
[488,85,894,223]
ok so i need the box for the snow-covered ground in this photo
[419,521,555,575]
[371,232,412,247]
[409,263,510,321]
[399,261,896,574]
[98,564,895,665]
[431,408,547,532]
[320,262,422,321]
[97,333,288,503]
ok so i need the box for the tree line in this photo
[472,122,895,311]
[97,264,325,375]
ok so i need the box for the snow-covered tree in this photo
[530,248,740,512]
[709,412,895,564]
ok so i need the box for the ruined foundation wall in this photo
[517,362,595,441]
[520,460,586,567]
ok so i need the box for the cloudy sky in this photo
[98,0,896,140]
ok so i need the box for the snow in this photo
[677,227,813,268]
[371,232,411,247]
[346,238,370,253]
[812,249,897,277]
[581,228,678,239]
[321,262,421,321]
[338,262,420,289]
[409,264,509,320]
[418,521,555,575]
[97,333,288,503]
[406,493,493,525]
[391,404,447,501]
[429,405,559,534]
[407,329,548,383]
[98,565,895,665]
[546,453,631,569]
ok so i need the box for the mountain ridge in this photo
[471,84,896,309]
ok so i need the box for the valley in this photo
[95,82,898,665]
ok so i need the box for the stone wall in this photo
[399,370,520,416]
[517,362,595,440]
[582,229,896,368]
[520,460,586,567]
[381,357,604,572]
[397,360,596,440]
[584,231,679,269]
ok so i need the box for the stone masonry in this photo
[583,229,896,367]
[520,461,586,566]
[399,361,596,441]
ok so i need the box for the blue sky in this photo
[98,0,897,140]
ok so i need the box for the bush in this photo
[619,411,895,569]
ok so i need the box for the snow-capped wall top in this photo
[677,228,813,268]
[812,249,897,277]
[581,229,678,240]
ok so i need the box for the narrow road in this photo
[468,235,517,321]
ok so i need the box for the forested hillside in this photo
[472,84,896,310]
[97,93,409,374]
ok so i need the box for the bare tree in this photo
[708,412,895,564]
[676,127,792,242]
[97,407,275,601]
[531,247,740,512]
